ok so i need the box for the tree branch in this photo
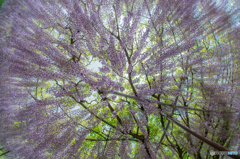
[55,80,145,141]
[112,92,238,113]
[160,111,240,159]
[0,151,10,157]
[85,138,139,142]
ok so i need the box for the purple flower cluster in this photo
[0,0,240,158]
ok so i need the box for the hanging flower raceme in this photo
[0,0,240,158]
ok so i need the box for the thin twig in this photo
[85,138,139,142]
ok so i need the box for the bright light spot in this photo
[87,60,102,72]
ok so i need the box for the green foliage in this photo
[0,0,6,7]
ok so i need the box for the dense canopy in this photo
[0,0,240,158]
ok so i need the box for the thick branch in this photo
[161,112,240,159]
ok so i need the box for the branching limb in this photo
[156,120,170,150]
[157,91,180,149]
[54,80,145,141]
[112,92,238,113]
[160,111,240,159]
